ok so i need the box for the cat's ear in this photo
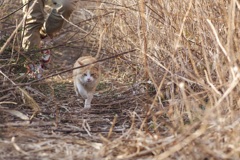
[78,61,84,66]
[93,63,100,70]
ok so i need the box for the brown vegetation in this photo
[1,0,240,159]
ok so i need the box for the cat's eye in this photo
[83,73,87,77]
[91,73,95,77]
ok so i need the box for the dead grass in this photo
[1,0,240,159]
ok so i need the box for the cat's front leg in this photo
[84,93,93,109]
[75,81,88,99]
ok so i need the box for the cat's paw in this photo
[84,104,91,109]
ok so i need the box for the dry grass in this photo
[1,0,240,159]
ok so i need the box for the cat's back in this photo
[74,56,97,67]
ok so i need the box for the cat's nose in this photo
[87,78,91,82]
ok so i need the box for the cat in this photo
[73,56,101,109]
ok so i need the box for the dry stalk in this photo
[174,0,193,50]
[0,18,24,54]
[204,70,222,96]
[11,136,29,155]
[60,15,89,34]
[138,0,149,79]
[227,0,236,62]
[150,65,169,109]
[206,19,231,64]
[147,54,200,85]
[82,119,92,137]
[186,42,200,77]
[0,70,41,121]
[0,0,37,54]
[155,123,207,160]
[179,82,192,123]
[214,72,240,108]
[107,114,118,138]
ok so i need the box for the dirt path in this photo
[0,2,148,158]
[1,81,145,159]
[0,44,146,159]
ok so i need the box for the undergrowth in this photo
[1,0,240,159]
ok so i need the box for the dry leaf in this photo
[2,109,29,121]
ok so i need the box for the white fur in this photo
[74,70,96,109]
[73,56,100,109]
[45,0,77,10]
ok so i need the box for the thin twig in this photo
[174,0,193,50]
[0,0,37,55]
[139,0,149,79]
[5,49,136,89]
[206,19,231,63]
[107,114,118,138]
[204,70,222,96]
[0,0,33,21]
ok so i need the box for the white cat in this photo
[73,56,101,109]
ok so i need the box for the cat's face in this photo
[80,67,99,84]
[73,56,101,88]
